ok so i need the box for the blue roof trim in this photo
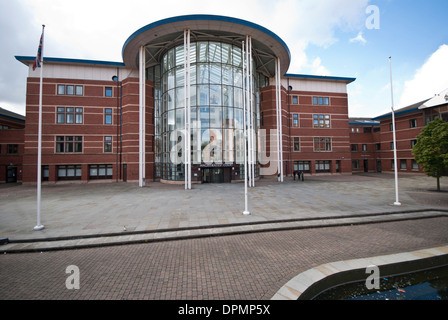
[285,73,356,83]
[15,56,125,67]
[122,14,291,60]
[372,107,420,120]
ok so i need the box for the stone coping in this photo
[271,245,448,300]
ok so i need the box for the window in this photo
[57,85,83,96]
[104,136,112,153]
[42,165,49,181]
[362,144,367,152]
[292,114,299,127]
[410,119,417,128]
[57,107,83,124]
[390,142,395,150]
[313,114,330,128]
[411,139,417,148]
[294,161,311,173]
[105,87,113,97]
[293,137,300,152]
[89,164,113,180]
[7,144,18,154]
[363,127,372,133]
[292,95,298,104]
[57,165,82,181]
[105,108,113,124]
[412,160,419,170]
[352,160,359,169]
[56,136,82,153]
[313,97,329,105]
[316,160,331,173]
[400,160,407,169]
[314,137,331,152]
[376,143,381,151]
[351,144,358,152]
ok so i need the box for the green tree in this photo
[412,118,448,191]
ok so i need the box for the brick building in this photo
[0,107,25,183]
[10,15,358,185]
[7,16,448,186]
[348,88,448,174]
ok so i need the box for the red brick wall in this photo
[22,76,155,183]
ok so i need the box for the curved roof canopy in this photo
[122,15,291,78]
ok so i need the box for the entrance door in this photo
[376,160,382,173]
[364,159,369,172]
[202,168,228,183]
[6,166,17,183]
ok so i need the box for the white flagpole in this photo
[389,56,401,206]
[34,25,45,231]
[242,41,250,215]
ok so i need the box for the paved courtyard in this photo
[0,173,447,249]
[1,173,448,301]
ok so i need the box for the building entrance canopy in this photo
[122,14,291,78]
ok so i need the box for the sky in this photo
[1,0,447,118]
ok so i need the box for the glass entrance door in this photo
[202,168,228,183]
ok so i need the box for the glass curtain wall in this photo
[152,41,265,181]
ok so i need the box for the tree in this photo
[412,118,448,191]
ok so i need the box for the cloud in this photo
[398,44,448,108]
[350,31,367,45]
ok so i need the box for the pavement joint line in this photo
[1,210,447,254]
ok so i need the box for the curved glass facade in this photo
[152,41,267,182]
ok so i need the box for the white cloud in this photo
[350,31,367,45]
[398,44,448,108]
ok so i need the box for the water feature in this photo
[313,265,448,300]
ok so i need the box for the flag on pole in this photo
[33,29,44,71]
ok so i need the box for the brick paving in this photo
[1,216,447,300]
[0,173,447,301]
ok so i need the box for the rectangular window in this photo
[351,144,358,152]
[292,95,298,104]
[7,144,18,154]
[58,85,83,95]
[56,136,82,153]
[57,85,65,95]
[292,114,299,127]
[105,87,113,97]
[42,165,49,181]
[412,160,419,170]
[313,97,330,105]
[376,143,381,151]
[411,139,417,148]
[294,161,311,173]
[89,164,113,180]
[57,165,82,181]
[104,136,113,153]
[400,160,407,169]
[352,160,359,169]
[362,144,367,152]
[293,137,300,152]
[410,119,417,128]
[314,137,331,152]
[313,114,330,128]
[75,86,83,96]
[66,85,74,95]
[390,142,395,150]
[316,160,331,173]
[56,107,83,124]
[105,108,113,124]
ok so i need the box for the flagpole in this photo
[389,56,401,206]
[34,25,45,231]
